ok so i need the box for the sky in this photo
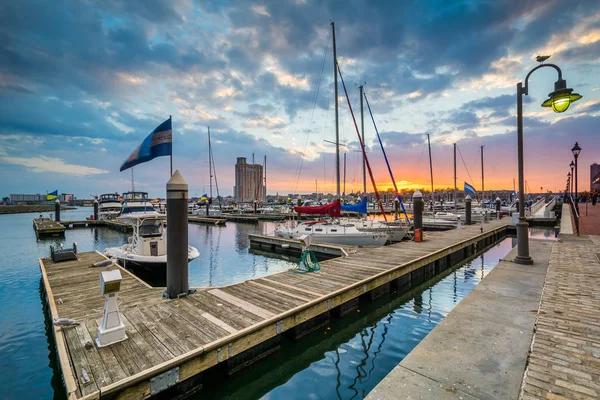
[1,0,599,199]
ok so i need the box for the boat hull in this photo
[274,230,388,247]
[105,246,200,270]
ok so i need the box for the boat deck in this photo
[40,218,510,399]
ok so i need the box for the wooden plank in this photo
[121,311,174,363]
[39,258,80,399]
[63,326,100,396]
[200,312,238,334]
[247,280,312,302]
[258,277,324,298]
[220,285,301,314]
[207,288,275,319]
[186,291,263,330]
[82,319,128,384]
[74,323,113,388]
[130,307,187,357]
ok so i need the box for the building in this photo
[10,193,47,203]
[234,157,265,202]
[591,163,600,191]
[59,193,74,202]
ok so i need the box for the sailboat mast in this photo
[360,84,366,193]
[427,134,434,203]
[331,21,340,197]
[264,155,267,200]
[131,168,135,192]
[208,127,213,198]
[343,152,347,196]
[481,145,485,207]
[453,143,457,211]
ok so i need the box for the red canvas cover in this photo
[294,199,341,217]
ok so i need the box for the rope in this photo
[293,249,321,273]
[456,145,475,187]
[293,30,331,193]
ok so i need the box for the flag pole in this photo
[170,115,173,176]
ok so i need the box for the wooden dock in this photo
[249,233,349,258]
[40,218,511,399]
[63,220,132,233]
[188,216,226,226]
[33,217,66,238]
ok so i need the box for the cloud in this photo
[0,155,109,176]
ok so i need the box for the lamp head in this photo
[571,142,581,158]
[568,172,571,178]
[541,79,582,113]
[570,160,575,168]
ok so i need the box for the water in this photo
[198,238,516,400]
[0,208,295,399]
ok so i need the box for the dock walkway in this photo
[520,234,600,399]
[34,217,66,238]
[366,232,600,399]
[40,219,510,399]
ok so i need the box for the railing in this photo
[531,198,546,216]
[567,195,580,236]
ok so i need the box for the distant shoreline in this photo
[0,205,78,215]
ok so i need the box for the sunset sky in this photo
[1,0,599,198]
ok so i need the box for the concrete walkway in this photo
[579,201,600,235]
[520,235,600,399]
[366,239,553,400]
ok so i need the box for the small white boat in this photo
[105,214,199,270]
[339,217,410,243]
[98,193,122,221]
[275,221,389,247]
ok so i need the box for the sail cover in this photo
[341,197,367,214]
[294,199,341,217]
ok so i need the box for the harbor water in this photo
[0,208,535,399]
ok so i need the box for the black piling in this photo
[54,199,60,222]
[167,170,189,298]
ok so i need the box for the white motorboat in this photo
[105,213,199,270]
[120,191,159,220]
[275,221,389,247]
[98,193,122,221]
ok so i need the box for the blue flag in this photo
[120,117,172,172]
[464,182,477,196]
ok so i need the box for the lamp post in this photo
[571,142,581,211]
[567,172,571,198]
[569,161,574,197]
[515,61,582,265]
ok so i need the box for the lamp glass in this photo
[541,90,583,113]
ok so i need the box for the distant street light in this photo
[567,172,571,197]
[572,142,581,211]
[570,161,575,196]
[515,60,582,265]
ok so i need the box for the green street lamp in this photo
[514,60,582,265]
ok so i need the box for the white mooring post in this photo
[96,269,127,347]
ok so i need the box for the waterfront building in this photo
[234,157,265,202]
[10,193,47,203]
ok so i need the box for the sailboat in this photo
[193,127,222,216]
[275,22,389,247]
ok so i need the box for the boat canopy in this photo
[294,199,341,217]
[341,197,367,214]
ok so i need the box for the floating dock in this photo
[33,217,66,238]
[63,220,132,233]
[249,233,349,258]
[40,218,511,399]
[188,216,226,226]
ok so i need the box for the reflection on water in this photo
[0,208,296,399]
[198,238,515,400]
